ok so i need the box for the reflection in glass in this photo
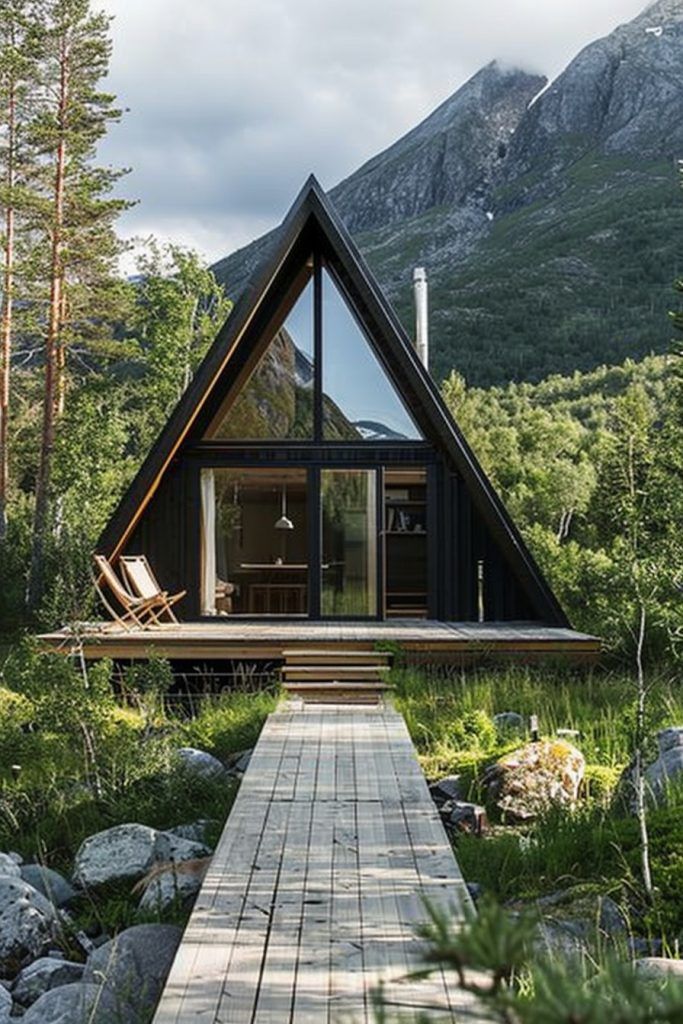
[321,469,377,616]
[321,269,422,442]
[209,275,314,439]
[201,468,308,615]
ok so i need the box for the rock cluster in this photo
[0,745,228,1020]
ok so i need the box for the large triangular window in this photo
[206,257,423,442]
[321,269,422,442]
[209,270,314,440]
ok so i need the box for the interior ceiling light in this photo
[275,485,294,530]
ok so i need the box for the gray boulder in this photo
[175,747,229,781]
[0,876,59,972]
[73,824,158,890]
[645,727,683,802]
[82,924,181,1019]
[21,866,77,909]
[484,739,585,820]
[0,984,11,1024]
[12,957,84,1008]
[0,855,20,879]
[22,982,118,1024]
[72,824,207,891]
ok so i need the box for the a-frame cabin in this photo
[47,177,599,662]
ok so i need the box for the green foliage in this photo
[0,646,271,874]
[441,355,683,654]
[396,898,683,1024]
[131,240,232,448]
[395,664,683,941]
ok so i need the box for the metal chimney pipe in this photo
[413,267,428,370]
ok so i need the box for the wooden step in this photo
[282,664,389,677]
[281,649,391,664]
[283,680,391,704]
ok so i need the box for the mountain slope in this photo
[213,0,683,387]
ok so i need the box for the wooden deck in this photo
[152,704,485,1023]
[41,618,600,662]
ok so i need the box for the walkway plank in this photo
[152,706,486,1023]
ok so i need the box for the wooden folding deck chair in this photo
[93,554,175,631]
[120,555,186,624]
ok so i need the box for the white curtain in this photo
[200,469,216,616]
[366,471,377,616]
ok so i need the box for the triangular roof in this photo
[99,175,568,625]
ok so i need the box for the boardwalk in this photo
[153,704,486,1023]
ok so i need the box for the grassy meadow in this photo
[394,662,683,943]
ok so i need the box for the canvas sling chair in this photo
[120,555,186,624]
[92,554,176,631]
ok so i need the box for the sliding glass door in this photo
[201,464,429,619]
[320,469,378,617]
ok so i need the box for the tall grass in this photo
[393,662,683,940]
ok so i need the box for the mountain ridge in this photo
[213,0,683,386]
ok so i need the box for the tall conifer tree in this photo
[0,0,38,542]
[27,0,129,608]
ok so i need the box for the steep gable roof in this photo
[99,175,567,625]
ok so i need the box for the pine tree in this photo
[27,0,130,609]
[0,0,39,542]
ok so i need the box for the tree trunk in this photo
[56,285,67,417]
[0,68,17,544]
[634,600,653,898]
[28,34,68,610]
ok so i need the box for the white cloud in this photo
[97,0,649,263]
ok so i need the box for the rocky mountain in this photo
[213,0,683,387]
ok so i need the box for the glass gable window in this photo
[321,269,422,442]
[206,257,424,443]
[209,274,314,440]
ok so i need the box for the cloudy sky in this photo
[99,0,649,266]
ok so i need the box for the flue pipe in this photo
[413,267,428,370]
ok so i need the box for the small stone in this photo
[154,832,211,862]
[429,775,463,806]
[175,747,230,781]
[12,957,84,1008]
[229,749,252,774]
[0,856,20,880]
[444,801,488,835]
[493,711,525,732]
[7,854,22,867]
[634,957,683,980]
[20,866,77,909]
[466,882,484,902]
[138,864,205,912]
